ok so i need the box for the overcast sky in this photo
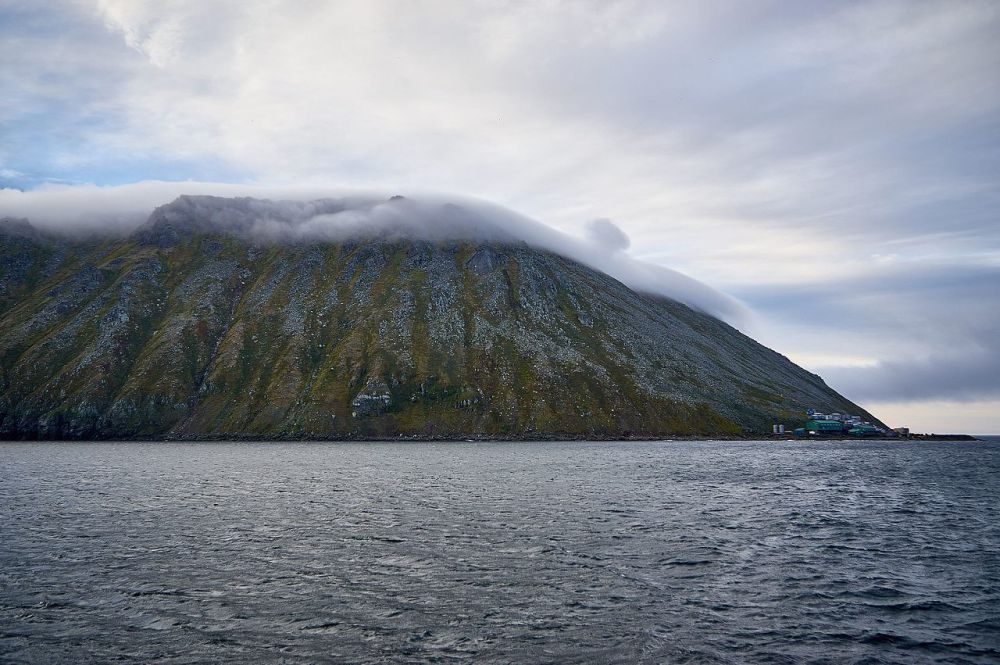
[2,0,998,432]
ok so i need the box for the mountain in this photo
[0,196,878,439]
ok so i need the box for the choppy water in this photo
[1,440,998,664]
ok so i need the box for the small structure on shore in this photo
[794,408,889,438]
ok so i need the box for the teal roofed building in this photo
[805,420,845,433]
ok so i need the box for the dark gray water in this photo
[1,440,998,664]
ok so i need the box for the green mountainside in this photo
[0,196,878,439]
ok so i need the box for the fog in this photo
[0,182,749,324]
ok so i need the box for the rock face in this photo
[0,197,878,439]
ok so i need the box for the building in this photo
[805,419,845,433]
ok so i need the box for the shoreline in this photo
[0,433,981,443]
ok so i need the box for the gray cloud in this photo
[823,346,1000,403]
[585,218,630,252]
[734,262,1000,403]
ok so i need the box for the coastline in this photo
[0,433,982,443]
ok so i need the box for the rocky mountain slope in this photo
[0,196,878,439]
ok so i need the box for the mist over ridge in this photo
[0,183,748,324]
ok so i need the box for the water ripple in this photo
[1,439,999,664]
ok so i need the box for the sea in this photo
[1,439,998,664]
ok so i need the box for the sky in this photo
[1,0,998,433]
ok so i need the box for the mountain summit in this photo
[0,196,876,439]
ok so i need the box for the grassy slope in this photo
[0,231,878,439]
